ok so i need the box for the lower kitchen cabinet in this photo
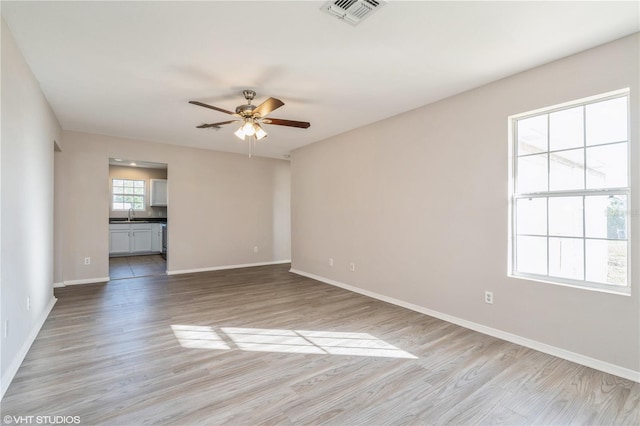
[109,225,131,254]
[131,224,153,253]
[109,223,162,255]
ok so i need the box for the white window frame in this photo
[508,89,631,295]
[112,178,146,211]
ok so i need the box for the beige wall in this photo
[54,149,64,285]
[1,19,63,395]
[108,164,168,219]
[59,131,291,282]
[291,34,640,374]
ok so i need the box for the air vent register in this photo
[321,0,387,26]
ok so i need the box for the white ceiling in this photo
[2,1,638,159]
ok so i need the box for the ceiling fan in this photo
[189,90,310,156]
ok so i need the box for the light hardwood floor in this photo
[2,264,638,425]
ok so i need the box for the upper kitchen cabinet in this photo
[150,179,168,206]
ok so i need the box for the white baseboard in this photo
[1,296,57,399]
[167,260,291,276]
[62,277,110,286]
[290,268,640,383]
[53,282,65,288]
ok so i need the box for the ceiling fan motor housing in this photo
[236,104,257,116]
[236,90,258,116]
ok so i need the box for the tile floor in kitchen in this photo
[109,254,166,279]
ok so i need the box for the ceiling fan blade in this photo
[253,97,284,118]
[189,100,235,115]
[262,118,311,129]
[196,120,239,129]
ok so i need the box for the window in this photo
[510,90,630,292]
[112,179,145,210]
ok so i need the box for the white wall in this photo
[291,34,640,378]
[1,19,63,397]
[59,131,291,282]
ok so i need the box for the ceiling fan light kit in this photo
[241,120,256,137]
[189,89,310,157]
[254,123,267,140]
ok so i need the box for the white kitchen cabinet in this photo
[150,179,168,206]
[151,223,162,252]
[109,223,162,255]
[131,224,153,253]
[109,225,131,254]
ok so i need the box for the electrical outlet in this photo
[84,257,91,265]
[253,246,259,253]
[350,262,356,272]
[329,258,334,267]
[484,291,494,304]
[27,296,30,311]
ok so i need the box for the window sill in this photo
[509,273,631,296]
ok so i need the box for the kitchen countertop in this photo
[109,218,167,224]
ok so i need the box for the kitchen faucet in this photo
[128,207,135,222]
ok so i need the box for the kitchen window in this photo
[510,90,630,293]
[112,178,145,210]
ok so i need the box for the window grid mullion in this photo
[515,188,629,199]
[513,120,519,274]
[582,196,586,282]
[517,139,628,159]
[545,113,550,277]
[582,106,587,282]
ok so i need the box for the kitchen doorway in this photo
[108,158,168,280]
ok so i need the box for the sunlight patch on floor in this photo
[170,324,230,350]
[171,325,417,359]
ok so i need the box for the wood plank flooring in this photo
[109,254,166,279]
[2,264,638,425]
